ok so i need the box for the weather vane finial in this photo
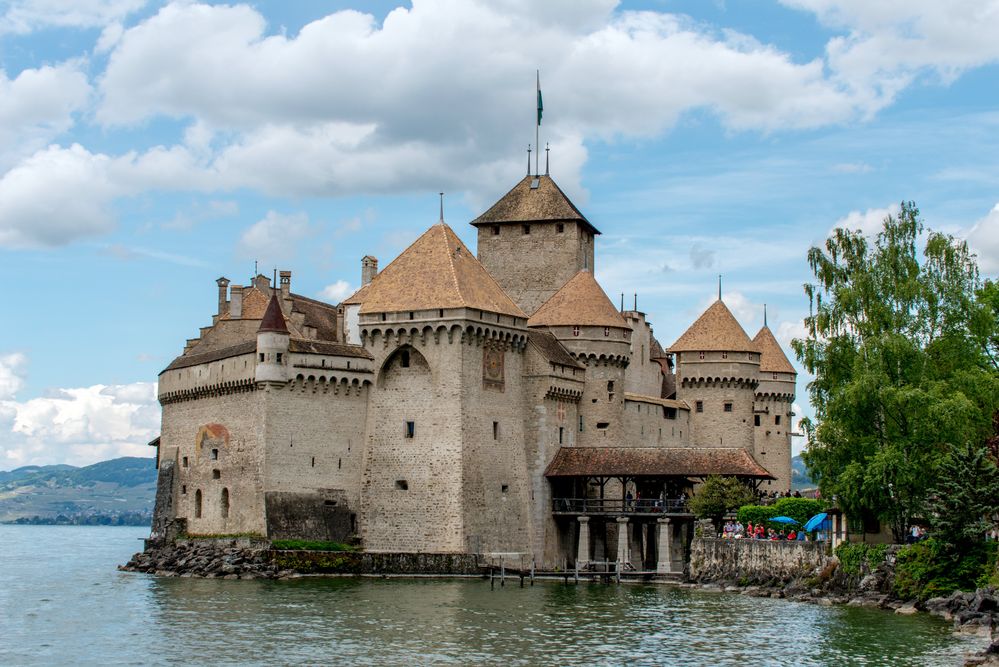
[545,142,550,176]
[439,192,444,223]
[764,303,768,327]
[718,275,722,301]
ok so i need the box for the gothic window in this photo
[194,489,202,518]
[221,488,229,519]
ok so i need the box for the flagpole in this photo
[535,70,540,177]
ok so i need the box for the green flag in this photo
[537,86,543,126]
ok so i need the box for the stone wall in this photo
[689,537,830,583]
[753,393,793,491]
[622,397,690,447]
[622,312,662,397]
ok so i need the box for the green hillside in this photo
[0,457,156,524]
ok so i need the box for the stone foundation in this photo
[688,537,830,583]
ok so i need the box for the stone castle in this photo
[149,169,797,571]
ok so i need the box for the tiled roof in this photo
[471,174,599,235]
[544,447,774,479]
[623,393,690,410]
[528,271,628,328]
[162,341,256,373]
[288,292,339,340]
[358,223,526,318]
[528,330,584,368]
[341,282,370,306]
[259,294,289,333]
[753,326,797,374]
[288,339,372,359]
[669,300,758,353]
[240,287,270,319]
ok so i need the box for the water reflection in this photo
[0,526,977,666]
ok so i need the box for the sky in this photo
[1,0,999,469]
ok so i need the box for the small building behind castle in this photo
[149,168,796,572]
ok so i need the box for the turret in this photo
[255,293,290,384]
[669,299,760,451]
[528,270,631,446]
[752,318,797,491]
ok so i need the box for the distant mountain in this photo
[0,456,156,524]
[791,455,815,490]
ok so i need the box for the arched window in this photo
[194,489,202,518]
[221,488,230,519]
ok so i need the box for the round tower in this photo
[669,299,759,451]
[255,292,290,384]
[753,322,797,491]
[528,270,631,447]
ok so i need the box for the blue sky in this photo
[1,0,999,467]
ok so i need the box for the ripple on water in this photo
[0,526,980,666]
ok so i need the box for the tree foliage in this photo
[927,442,999,549]
[793,202,999,542]
[689,475,756,527]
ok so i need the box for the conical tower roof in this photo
[753,325,796,374]
[471,174,599,235]
[528,270,627,328]
[669,300,757,353]
[258,293,289,334]
[358,223,526,318]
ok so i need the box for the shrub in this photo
[834,542,889,577]
[771,497,825,527]
[893,539,998,601]
[736,505,776,527]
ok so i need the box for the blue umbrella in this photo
[804,512,829,532]
[770,516,798,524]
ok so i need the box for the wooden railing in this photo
[551,498,690,515]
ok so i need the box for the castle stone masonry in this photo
[150,171,796,571]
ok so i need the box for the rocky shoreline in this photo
[120,540,289,579]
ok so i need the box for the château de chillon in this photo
[148,163,795,572]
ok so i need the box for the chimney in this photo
[361,256,378,286]
[230,285,243,318]
[279,270,291,298]
[216,277,230,316]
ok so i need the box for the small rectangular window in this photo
[212,469,220,479]
[754,414,761,426]
[492,225,500,235]
[596,422,609,430]
[501,484,509,493]
[695,401,704,413]
[259,353,265,362]
[775,415,781,425]
[559,427,564,444]
[556,223,564,233]
[665,407,677,420]
[405,421,415,438]
[311,456,315,468]
[210,448,218,460]
[400,350,410,367]
[276,353,282,363]
[182,456,189,467]
[773,372,778,380]
[522,224,531,235]
[181,485,187,494]
[724,403,733,413]
[698,351,705,360]
[493,421,499,440]
[604,327,610,337]
[395,480,408,491]
[722,352,728,359]
[572,325,580,337]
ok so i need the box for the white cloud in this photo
[0,377,159,468]
[0,353,27,400]
[831,161,872,174]
[0,63,91,169]
[776,319,808,350]
[0,0,146,34]
[318,280,353,303]
[236,210,311,264]
[832,203,899,236]
[966,203,999,274]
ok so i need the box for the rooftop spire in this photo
[764,303,768,327]
[526,144,532,176]
[545,142,550,176]
[439,192,444,223]
[718,274,722,301]
[258,292,289,334]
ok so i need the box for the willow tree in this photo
[793,202,999,542]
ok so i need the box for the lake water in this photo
[0,525,979,666]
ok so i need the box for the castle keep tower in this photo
[472,175,599,315]
[669,300,760,451]
[752,322,797,491]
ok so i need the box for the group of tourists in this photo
[759,489,804,501]
[721,520,806,541]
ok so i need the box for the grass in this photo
[270,539,356,552]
